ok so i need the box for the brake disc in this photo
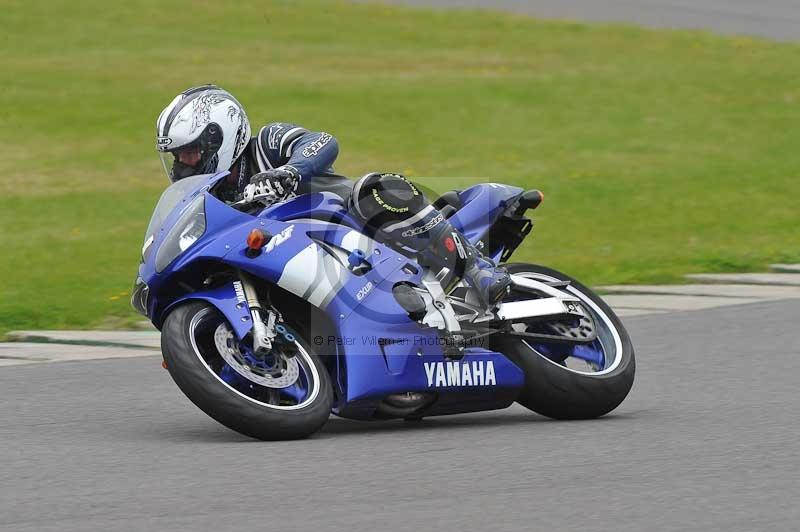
[547,305,597,342]
[214,323,300,388]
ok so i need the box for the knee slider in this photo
[351,173,424,230]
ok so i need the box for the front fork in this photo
[238,271,276,356]
[237,271,298,359]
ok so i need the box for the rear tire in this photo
[493,264,635,419]
[161,301,333,440]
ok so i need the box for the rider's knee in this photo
[350,172,426,230]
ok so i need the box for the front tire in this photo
[493,264,635,419]
[161,301,333,440]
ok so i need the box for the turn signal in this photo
[246,229,271,258]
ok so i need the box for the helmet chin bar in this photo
[171,159,201,181]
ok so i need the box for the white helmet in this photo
[156,85,251,182]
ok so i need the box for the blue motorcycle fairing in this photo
[141,196,407,331]
[212,218,411,317]
[143,172,230,256]
[139,177,253,282]
[138,173,529,419]
[165,281,253,340]
[140,191,272,328]
[449,183,524,243]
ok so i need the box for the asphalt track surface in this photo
[378,0,800,40]
[2,299,799,531]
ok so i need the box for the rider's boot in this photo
[420,222,511,309]
[461,246,512,308]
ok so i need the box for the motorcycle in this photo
[132,171,635,440]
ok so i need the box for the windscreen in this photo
[144,174,212,240]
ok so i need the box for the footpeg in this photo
[442,336,465,360]
[393,283,427,321]
[442,331,483,360]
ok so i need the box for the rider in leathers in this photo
[156,85,511,308]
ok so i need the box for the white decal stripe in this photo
[307,252,344,307]
[157,95,182,135]
[279,127,304,157]
[319,279,345,309]
[156,109,167,135]
[285,136,302,158]
[341,230,377,255]
[383,205,436,234]
[276,245,346,309]
[276,245,319,298]
[256,126,274,170]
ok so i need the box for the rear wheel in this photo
[161,301,333,440]
[493,264,635,419]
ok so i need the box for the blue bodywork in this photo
[136,172,528,419]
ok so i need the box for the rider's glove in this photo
[242,165,301,204]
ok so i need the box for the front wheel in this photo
[493,264,635,419]
[161,301,333,440]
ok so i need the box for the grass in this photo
[1,0,798,334]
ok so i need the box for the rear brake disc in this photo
[547,305,597,342]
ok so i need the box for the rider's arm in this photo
[253,122,339,182]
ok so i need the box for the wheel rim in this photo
[188,308,321,410]
[512,272,624,376]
